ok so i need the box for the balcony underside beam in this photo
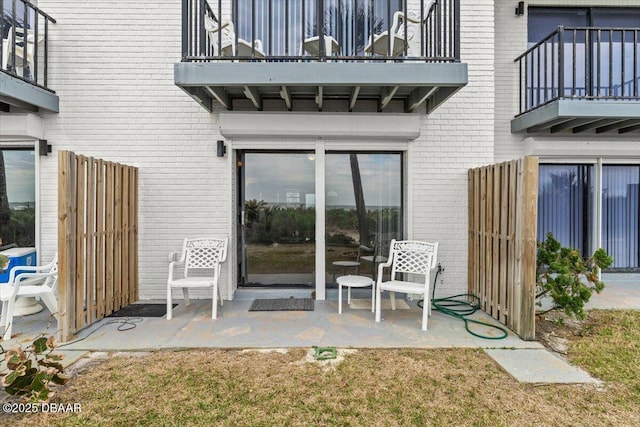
[175,62,467,114]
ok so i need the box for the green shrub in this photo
[536,232,613,320]
[1,334,68,403]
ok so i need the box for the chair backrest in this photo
[183,237,228,277]
[388,240,438,281]
[204,14,235,54]
[44,254,59,292]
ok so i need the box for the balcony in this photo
[175,0,467,113]
[512,26,640,134]
[0,0,57,113]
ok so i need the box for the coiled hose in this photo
[418,266,508,340]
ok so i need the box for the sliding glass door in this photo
[538,163,640,271]
[239,151,316,286]
[325,152,402,284]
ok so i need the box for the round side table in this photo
[336,275,375,314]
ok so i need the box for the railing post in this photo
[198,0,206,56]
[0,0,4,71]
[318,0,325,60]
[558,26,564,99]
[182,0,189,59]
[454,0,460,61]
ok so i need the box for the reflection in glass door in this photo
[239,152,316,286]
[325,153,403,285]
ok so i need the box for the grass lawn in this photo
[1,310,639,426]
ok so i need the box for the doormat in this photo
[249,298,314,312]
[108,304,177,318]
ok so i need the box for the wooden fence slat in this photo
[520,156,539,340]
[75,156,86,332]
[96,160,105,319]
[86,159,96,325]
[492,164,501,320]
[57,151,70,342]
[122,167,130,307]
[479,167,486,310]
[499,162,509,324]
[58,152,138,342]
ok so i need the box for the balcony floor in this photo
[512,99,640,134]
[175,61,467,113]
[0,71,58,113]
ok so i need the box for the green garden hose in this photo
[418,266,509,340]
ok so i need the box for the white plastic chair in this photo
[204,15,265,58]
[0,254,58,341]
[375,240,438,331]
[167,237,228,320]
[364,1,436,57]
[1,25,43,77]
[302,35,340,57]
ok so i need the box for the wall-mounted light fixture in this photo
[217,140,226,157]
[515,1,525,16]
[38,139,52,156]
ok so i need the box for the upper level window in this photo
[526,7,640,104]
[529,7,640,43]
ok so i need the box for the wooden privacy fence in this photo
[468,157,538,340]
[58,151,138,342]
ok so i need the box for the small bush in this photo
[536,232,613,320]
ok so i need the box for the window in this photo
[0,148,36,248]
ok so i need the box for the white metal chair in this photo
[167,237,228,320]
[375,240,438,331]
[204,15,265,58]
[0,254,58,341]
[364,1,436,57]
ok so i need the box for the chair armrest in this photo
[7,264,52,283]
[16,271,56,286]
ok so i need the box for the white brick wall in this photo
[413,0,495,297]
[39,0,230,299]
[494,0,640,163]
[33,0,495,301]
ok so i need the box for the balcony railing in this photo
[515,26,640,115]
[182,0,460,62]
[1,0,56,91]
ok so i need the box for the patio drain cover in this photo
[314,346,337,360]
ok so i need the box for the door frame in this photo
[231,139,409,300]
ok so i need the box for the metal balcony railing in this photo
[515,26,640,115]
[182,0,460,62]
[0,0,56,91]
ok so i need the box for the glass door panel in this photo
[0,149,36,249]
[602,165,640,270]
[240,152,316,286]
[537,164,593,258]
[325,153,402,285]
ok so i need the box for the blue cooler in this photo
[0,248,37,283]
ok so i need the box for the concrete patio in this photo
[2,275,637,384]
